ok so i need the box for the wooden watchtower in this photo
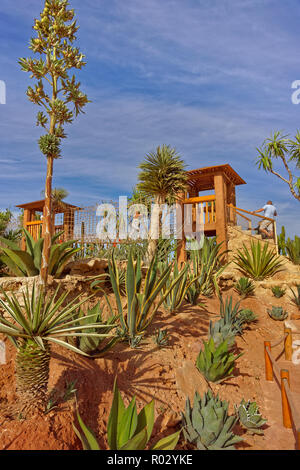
[16,199,80,250]
[176,164,246,264]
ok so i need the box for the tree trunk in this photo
[15,339,51,413]
[146,194,164,264]
[40,156,53,286]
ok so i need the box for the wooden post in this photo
[214,173,228,256]
[264,341,273,381]
[284,326,293,361]
[21,209,31,250]
[280,369,292,429]
[176,192,186,266]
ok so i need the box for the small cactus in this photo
[267,306,288,321]
[181,390,242,450]
[208,320,238,349]
[290,285,300,310]
[196,338,243,383]
[236,399,267,435]
[271,286,286,298]
[238,309,257,325]
[234,277,255,298]
[152,328,169,348]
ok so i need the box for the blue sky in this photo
[0,0,299,236]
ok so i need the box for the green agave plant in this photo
[267,306,288,321]
[233,241,284,281]
[185,239,226,305]
[0,283,117,411]
[196,338,243,384]
[73,379,181,450]
[152,328,170,348]
[219,296,244,334]
[208,296,245,349]
[208,320,239,349]
[106,250,185,347]
[286,236,300,265]
[290,285,300,310]
[181,390,242,450]
[69,301,120,357]
[0,228,80,277]
[234,277,255,298]
[160,261,198,313]
[271,285,286,298]
[236,399,267,435]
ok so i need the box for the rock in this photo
[161,411,181,429]
[175,360,209,403]
[63,258,108,276]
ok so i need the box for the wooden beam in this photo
[214,173,228,255]
[183,195,216,204]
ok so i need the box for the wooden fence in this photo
[264,324,300,449]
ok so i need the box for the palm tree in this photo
[137,145,187,260]
[41,187,69,205]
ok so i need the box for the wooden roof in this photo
[186,164,246,191]
[16,199,80,213]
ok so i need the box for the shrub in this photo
[181,390,242,450]
[0,229,80,277]
[233,241,284,280]
[73,379,181,450]
[196,338,243,383]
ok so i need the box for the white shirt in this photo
[263,204,277,218]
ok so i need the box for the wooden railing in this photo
[227,203,278,250]
[26,220,43,240]
[264,324,300,449]
[183,195,216,226]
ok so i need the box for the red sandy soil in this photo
[0,288,300,451]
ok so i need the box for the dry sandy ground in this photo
[0,288,299,450]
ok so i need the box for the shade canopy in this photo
[186,164,246,192]
[16,199,81,214]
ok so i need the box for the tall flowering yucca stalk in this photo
[19,0,89,286]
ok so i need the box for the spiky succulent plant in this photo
[234,277,255,298]
[196,338,243,383]
[0,283,116,413]
[152,328,170,348]
[238,309,257,325]
[208,320,238,349]
[236,399,267,435]
[271,286,286,298]
[70,301,120,356]
[181,390,242,450]
[74,379,181,450]
[290,285,300,310]
[267,306,288,321]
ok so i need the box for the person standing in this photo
[253,200,277,239]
